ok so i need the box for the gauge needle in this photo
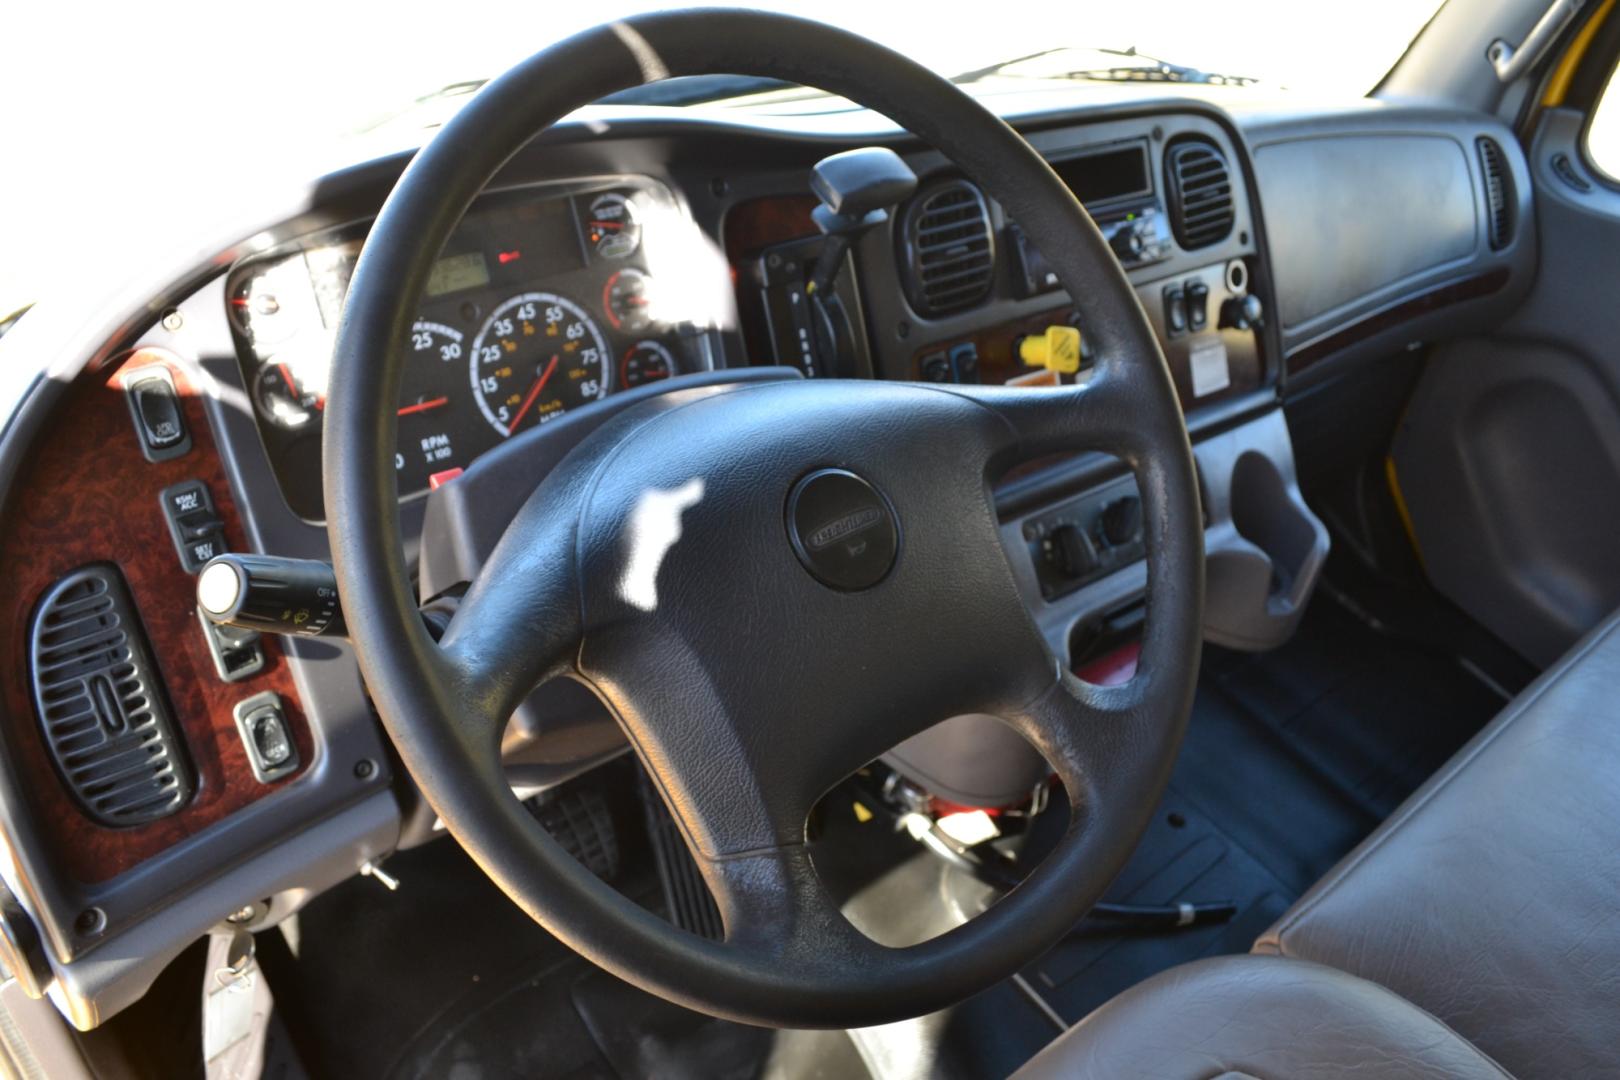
[397,396,449,417]
[507,355,560,437]
[589,220,624,230]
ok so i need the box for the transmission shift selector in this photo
[798,147,919,379]
[806,146,918,295]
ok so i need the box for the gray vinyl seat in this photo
[1016,608,1620,1078]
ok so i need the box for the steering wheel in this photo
[326,9,1203,1029]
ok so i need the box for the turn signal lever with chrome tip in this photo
[197,554,346,637]
[199,554,455,642]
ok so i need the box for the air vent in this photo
[29,566,193,827]
[899,178,996,317]
[1477,137,1515,250]
[1164,139,1235,250]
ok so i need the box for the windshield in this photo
[2,0,1443,319]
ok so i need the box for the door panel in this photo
[1392,107,1620,665]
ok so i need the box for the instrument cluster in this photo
[226,178,726,520]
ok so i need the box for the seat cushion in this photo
[1255,610,1620,1080]
[1012,955,1508,1079]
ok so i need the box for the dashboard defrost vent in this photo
[899,178,996,316]
[1164,138,1235,250]
[1477,137,1515,250]
[29,565,193,827]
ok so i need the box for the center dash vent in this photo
[1477,137,1515,250]
[1164,138,1235,250]
[29,565,194,827]
[899,178,996,317]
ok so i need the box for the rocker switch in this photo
[121,364,191,462]
[232,692,298,784]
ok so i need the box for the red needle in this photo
[276,363,298,391]
[589,220,624,230]
[506,355,559,437]
[397,396,449,417]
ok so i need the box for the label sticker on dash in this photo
[1189,337,1231,398]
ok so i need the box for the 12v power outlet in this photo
[785,468,898,591]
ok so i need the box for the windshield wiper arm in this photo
[1056,62,1257,86]
[948,47,1076,85]
[951,45,1256,88]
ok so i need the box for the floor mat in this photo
[1027,587,1508,1022]
[272,761,870,1080]
[273,587,1511,1076]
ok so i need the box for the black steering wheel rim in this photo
[326,9,1203,1029]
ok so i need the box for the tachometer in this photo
[470,293,609,437]
[394,320,467,490]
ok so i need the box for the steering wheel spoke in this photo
[698,841,876,959]
[952,368,1152,465]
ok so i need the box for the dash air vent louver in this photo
[29,565,193,827]
[1164,138,1235,250]
[899,178,996,317]
[1477,137,1515,250]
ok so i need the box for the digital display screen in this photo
[1053,144,1151,207]
[425,251,491,298]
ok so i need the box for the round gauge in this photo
[470,293,610,437]
[229,274,294,346]
[397,321,463,421]
[394,321,469,490]
[587,192,642,259]
[603,268,661,333]
[253,361,322,429]
[621,340,677,388]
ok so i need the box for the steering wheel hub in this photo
[786,468,898,590]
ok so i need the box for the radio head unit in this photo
[1008,138,1172,296]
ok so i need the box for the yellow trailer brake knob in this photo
[1018,325,1082,374]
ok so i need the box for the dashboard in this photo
[227,177,727,519]
[0,81,1535,1031]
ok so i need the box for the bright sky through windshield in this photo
[1,0,1443,317]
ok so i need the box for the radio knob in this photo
[1108,223,1146,262]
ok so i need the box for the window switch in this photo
[121,365,191,462]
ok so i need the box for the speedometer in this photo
[470,293,610,437]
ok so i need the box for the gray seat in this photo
[1253,608,1620,1078]
[1012,955,1507,1079]
[1018,608,1620,1078]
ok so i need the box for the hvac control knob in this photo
[197,554,345,638]
[1046,523,1098,579]
[1100,496,1144,548]
[1219,293,1264,331]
